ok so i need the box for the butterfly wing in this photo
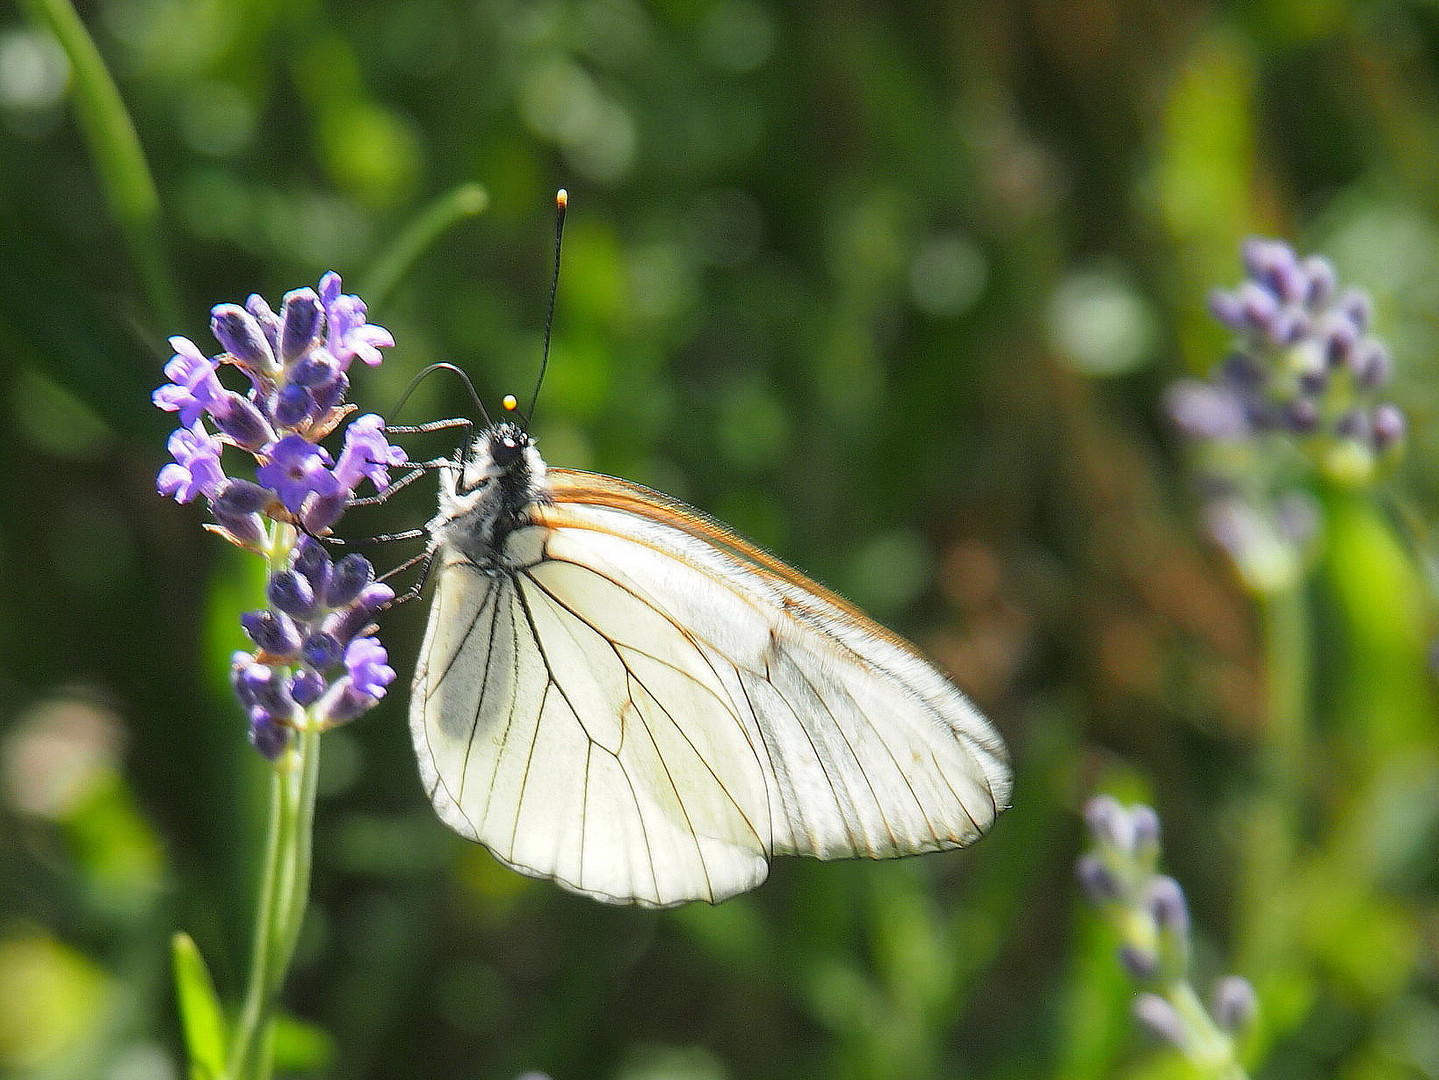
[411,470,1010,907]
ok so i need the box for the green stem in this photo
[225,719,322,1080]
[1236,583,1310,975]
[357,182,489,311]
[18,0,180,328]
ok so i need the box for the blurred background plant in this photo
[2,1,1438,1078]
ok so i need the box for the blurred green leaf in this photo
[172,931,226,1080]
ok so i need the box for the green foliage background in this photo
[2,0,1439,1077]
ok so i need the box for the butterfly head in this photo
[432,420,550,561]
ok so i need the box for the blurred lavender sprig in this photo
[1078,796,1256,1077]
[154,272,403,760]
[1167,238,1403,594]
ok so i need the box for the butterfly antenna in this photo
[391,361,491,427]
[523,188,567,428]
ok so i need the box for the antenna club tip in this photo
[502,394,519,412]
[556,189,568,209]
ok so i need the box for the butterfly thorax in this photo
[429,422,551,569]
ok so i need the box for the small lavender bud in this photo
[249,712,290,760]
[1119,943,1161,981]
[1236,281,1279,335]
[300,491,347,535]
[1301,254,1336,307]
[320,681,375,725]
[274,383,314,427]
[1147,875,1190,936]
[291,351,338,388]
[1211,975,1258,1034]
[1372,403,1405,452]
[210,391,276,451]
[268,569,318,620]
[241,610,302,658]
[1084,795,1128,848]
[1076,853,1121,905]
[302,631,343,671]
[290,669,325,707]
[1338,287,1373,333]
[1129,804,1161,855]
[1165,381,1248,440]
[234,660,290,714]
[1263,309,1297,349]
[313,371,350,411]
[1353,341,1393,389]
[1322,312,1361,368]
[1240,236,1281,283]
[244,294,282,351]
[1207,289,1245,331]
[321,581,394,645]
[1268,253,1308,306]
[279,288,324,364]
[1134,992,1188,1048]
[216,479,272,515]
[293,538,332,595]
[212,304,277,372]
[325,553,374,608]
[1219,351,1263,389]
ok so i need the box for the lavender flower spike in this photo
[153,273,402,758]
[1078,796,1256,1075]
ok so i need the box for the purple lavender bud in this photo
[1236,282,1279,335]
[279,288,324,364]
[1210,975,1258,1034]
[1076,853,1121,905]
[213,503,265,547]
[211,304,277,372]
[1219,351,1263,389]
[1084,795,1134,851]
[1262,309,1297,349]
[293,536,332,595]
[1240,237,1280,283]
[234,659,290,714]
[1134,992,1188,1048]
[1146,875,1190,936]
[268,569,318,620]
[302,631,343,670]
[290,669,326,707]
[1119,944,1160,981]
[325,553,374,608]
[1321,312,1360,368]
[1373,403,1405,452]
[210,391,276,451]
[320,681,376,725]
[256,435,340,514]
[1336,409,1372,443]
[216,479,272,514]
[274,383,314,428]
[1301,254,1337,307]
[320,271,395,368]
[1267,249,1307,306]
[1165,381,1249,441]
[313,371,350,412]
[290,350,338,388]
[249,712,290,760]
[1283,309,1312,344]
[1353,341,1393,389]
[1207,289,1245,332]
[1129,804,1161,853]
[245,293,282,352]
[241,610,303,657]
[322,581,395,645]
[301,492,348,534]
[1338,288,1373,334]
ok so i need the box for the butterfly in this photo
[406,192,1010,908]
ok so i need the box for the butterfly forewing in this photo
[411,464,1010,908]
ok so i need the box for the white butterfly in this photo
[410,419,1011,908]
